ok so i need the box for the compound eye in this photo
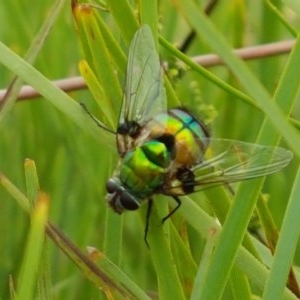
[120,192,139,211]
[106,178,119,194]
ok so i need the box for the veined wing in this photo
[164,139,293,195]
[119,24,167,129]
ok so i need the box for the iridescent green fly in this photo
[83,25,293,245]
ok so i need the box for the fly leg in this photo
[144,199,153,249]
[161,196,181,224]
[144,196,181,247]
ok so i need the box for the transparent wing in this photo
[119,24,167,126]
[164,139,293,195]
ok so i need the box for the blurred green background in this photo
[0,0,299,299]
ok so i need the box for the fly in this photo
[82,25,293,247]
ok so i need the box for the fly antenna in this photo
[80,102,116,135]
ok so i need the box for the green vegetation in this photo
[0,0,299,299]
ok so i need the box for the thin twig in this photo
[0,39,295,102]
[194,39,295,67]
[0,76,86,102]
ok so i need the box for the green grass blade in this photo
[1,166,150,299]
[15,193,49,300]
[95,247,152,300]
[0,0,66,121]
[230,267,252,300]
[0,172,30,213]
[106,0,138,43]
[140,0,159,40]
[75,5,122,111]
[93,12,127,73]
[190,225,217,300]
[0,40,114,148]
[169,196,296,298]
[173,0,300,158]
[159,36,258,109]
[79,59,117,129]
[262,167,300,299]
[265,0,297,36]
[24,159,40,210]
[170,223,198,297]
[103,209,123,265]
[147,201,186,299]
[46,222,150,299]
[24,159,52,300]
[170,2,299,298]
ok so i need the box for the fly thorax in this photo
[106,177,141,213]
[117,141,171,200]
[140,140,172,168]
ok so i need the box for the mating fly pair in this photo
[83,25,293,245]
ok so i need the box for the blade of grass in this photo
[15,193,49,300]
[24,158,40,210]
[265,0,297,36]
[1,167,150,299]
[147,200,186,299]
[72,5,126,265]
[106,0,139,43]
[262,167,300,299]
[72,2,127,75]
[256,194,280,253]
[229,267,252,300]
[171,1,299,298]
[79,59,116,129]
[101,139,122,264]
[0,0,67,121]
[242,10,300,267]
[87,246,152,300]
[204,46,298,300]
[103,208,123,265]
[93,12,127,73]
[173,0,300,158]
[24,159,52,300]
[0,172,30,212]
[46,221,151,299]
[140,0,158,41]
[170,223,198,297]
[159,36,259,110]
[74,4,122,111]
[190,225,218,300]
[175,197,297,298]
[259,1,289,91]
[198,39,299,300]
[200,179,267,299]
[0,40,115,149]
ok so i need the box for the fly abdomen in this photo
[141,108,210,168]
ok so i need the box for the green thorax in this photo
[118,108,209,201]
[119,140,171,199]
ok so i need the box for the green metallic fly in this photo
[83,25,293,245]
